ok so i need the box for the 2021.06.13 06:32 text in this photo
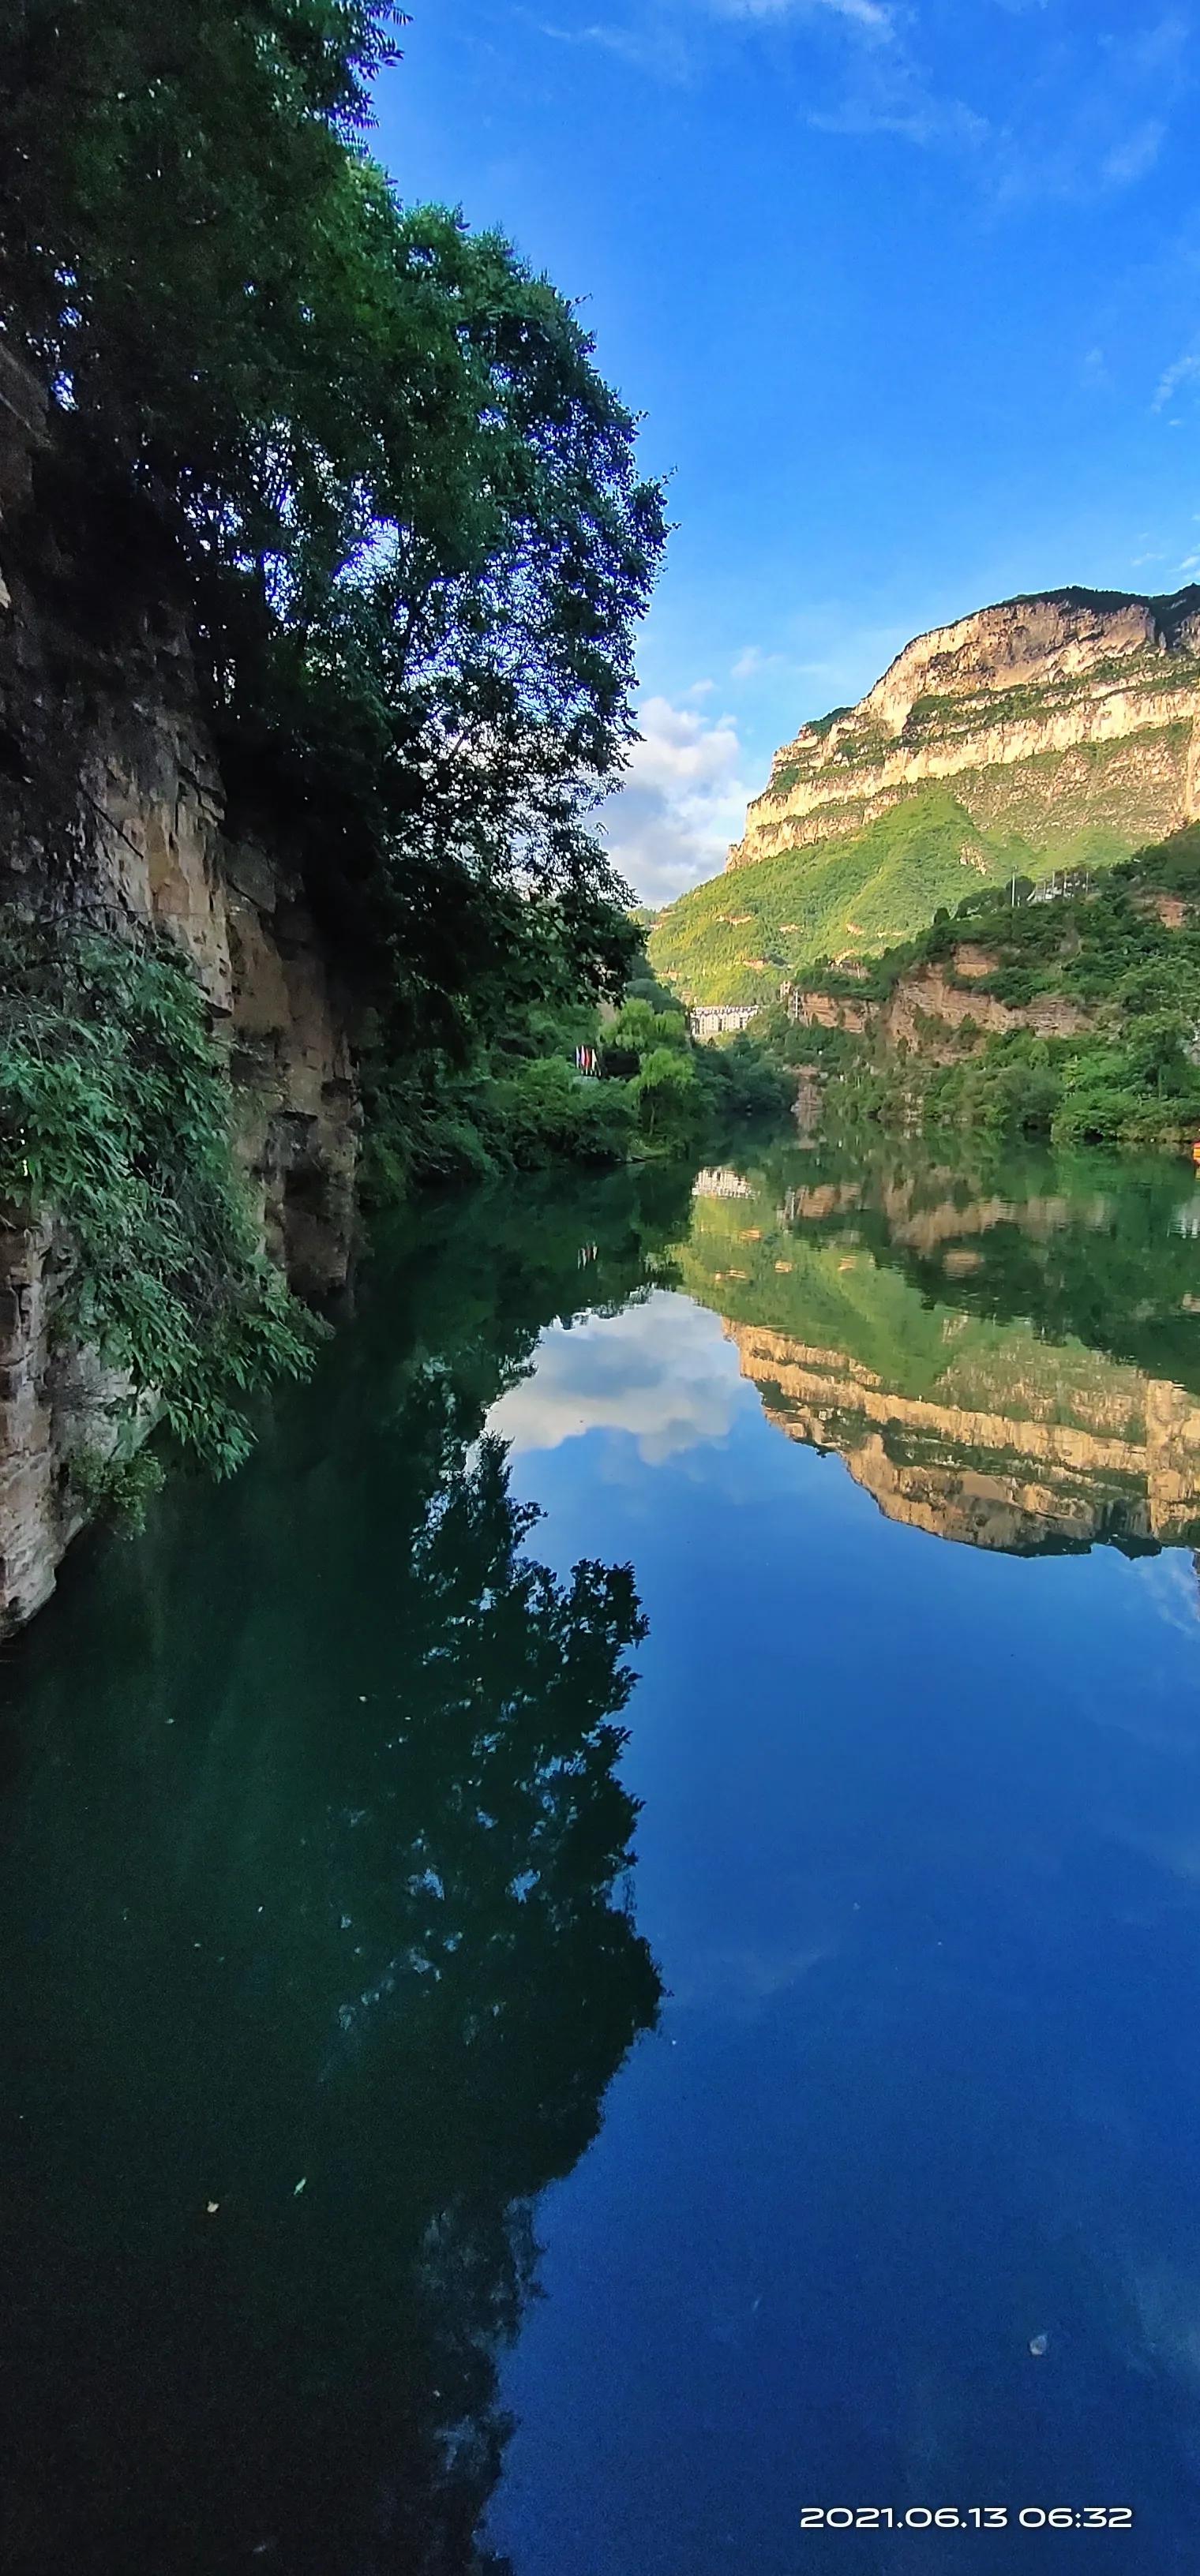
[800,2508,1134,2531]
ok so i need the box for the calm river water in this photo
[5,1137,1200,2573]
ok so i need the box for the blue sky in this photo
[373,1,1200,903]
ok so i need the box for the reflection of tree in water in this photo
[0,1174,669,2576]
[318,1402,660,2576]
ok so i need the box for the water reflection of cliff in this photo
[0,1174,677,2576]
[682,1154,1200,1556]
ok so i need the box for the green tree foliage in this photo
[0,921,319,1473]
[0,0,673,1486]
[605,981,793,1150]
[610,998,692,1058]
[363,1046,636,1195]
[0,0,666,1048]
[631,1044,698,1144]
[695,1029,795,1121]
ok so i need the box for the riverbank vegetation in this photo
[362,953,795,1194]
[0,0,677,1472]
[759,823,1200,1150]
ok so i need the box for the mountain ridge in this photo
[735,582,1200,867]
[649,585,1200,1005]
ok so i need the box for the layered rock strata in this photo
[790,948,1091,1056]
[732,589,1200,869]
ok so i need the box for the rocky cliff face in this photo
[791,942,1093,1056]
[0,352,359,1633]
[732,588,1200,869]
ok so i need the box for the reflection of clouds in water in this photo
[668,1938,836,2022]
[487,1291,746,1465]
[1104,1819,1200,1887]
[1127,2260,1200,2388]
[1133,1551,1200,1638]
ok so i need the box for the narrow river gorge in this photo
[5,1140,1200,2574]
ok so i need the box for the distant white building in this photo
[692,1168,753,1200]
[688,1003,758,1039]
[1028,870,1094,906]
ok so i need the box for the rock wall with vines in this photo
[0,351,359,1632]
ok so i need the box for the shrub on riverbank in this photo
[362,969,793,1193]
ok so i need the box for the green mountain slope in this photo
[648,788,1129,1005]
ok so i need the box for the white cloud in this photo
[815,0,891,21]
[630,693,742,788]
[731,642,792,681]
[539,11,694,77]
[989,9,1193,205]
[487,1292,748,1463]
[812,62,988,150]
[547,0,903,93]
[1154,347,1200,413]
[1101,118,1166,187]
[546,0,1191,197]
[717,0,893,27]
[601,691,752,905]
[1119,12,1191,79]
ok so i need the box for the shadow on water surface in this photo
[0,1170,689,2576]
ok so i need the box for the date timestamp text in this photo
[801,2508,1134,2532]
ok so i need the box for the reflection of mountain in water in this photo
[732,1319,1200,1553]
[681,1151,1200,1556]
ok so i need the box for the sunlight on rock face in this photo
[486,1290,748,1465]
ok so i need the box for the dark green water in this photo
[6,1140,1200,2572]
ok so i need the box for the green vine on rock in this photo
[69,1442,167,1534]
[0,915,321,1477]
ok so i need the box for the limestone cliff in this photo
[0,351,359,1633]
[789,939,1093,1057]
[732,587,1200,870]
